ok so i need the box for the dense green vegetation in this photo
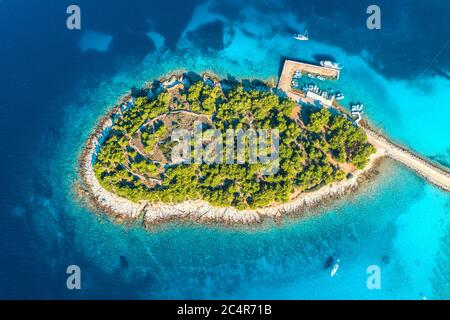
[93,74,375,209]
[142,121,166,154]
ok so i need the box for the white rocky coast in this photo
[78,72,391,227]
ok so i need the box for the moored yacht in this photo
[293,70,303,78]
[320,60,343,70]
[336,92,345,100]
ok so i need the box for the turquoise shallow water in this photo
[2,0,449,299]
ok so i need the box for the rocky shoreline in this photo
[78,74,385,228]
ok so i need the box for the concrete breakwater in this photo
[364,127,450,192]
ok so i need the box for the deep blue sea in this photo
[0,0,449,299]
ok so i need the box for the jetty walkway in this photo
[364,128,450,192]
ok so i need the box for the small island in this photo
[79,70,382,225]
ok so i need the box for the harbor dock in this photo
[277,58,450,192]
[277,59,340,105]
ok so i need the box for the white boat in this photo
[320,60,344,70]
[330,259,340,277]
[293,70,302,78]
[317,76,326,81]
[293,29,309,41]
[336,92,345,100]
[307,73,315,78]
